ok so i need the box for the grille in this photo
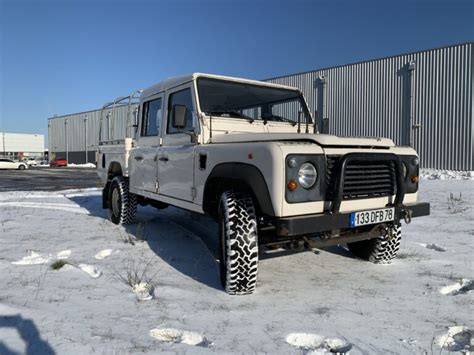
[326,156,396,200]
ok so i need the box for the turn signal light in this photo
[410,175,420,183]
[287,179,298,191]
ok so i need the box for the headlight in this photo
[298,163,317,189]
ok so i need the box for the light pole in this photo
[47,121,51,162]
[84,114,88,164]
[65,118,69,164]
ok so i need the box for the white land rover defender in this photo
[97,73,430,295]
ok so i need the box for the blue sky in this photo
[0,0,472,139]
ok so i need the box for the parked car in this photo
[50,158,68,167]
[0,158,28,170]
[25,158,38,166]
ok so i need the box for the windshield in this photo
[197,78,312,125]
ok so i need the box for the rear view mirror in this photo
[172,105,187,129]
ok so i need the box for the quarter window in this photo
[141,97,162,137]
[167,88,195,134]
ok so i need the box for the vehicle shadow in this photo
[320,245,358,259]
[69,194,222,291]
[0,314,55,355]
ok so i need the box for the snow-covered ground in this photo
[0,180,472,354]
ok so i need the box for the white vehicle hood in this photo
[210,133,395,148]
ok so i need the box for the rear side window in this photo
[167,88,195,134]
[141,97,162,136]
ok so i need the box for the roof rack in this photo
[99,89,143,142]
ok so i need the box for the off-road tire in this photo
[109,176,137,225]
[218,190,259,295]
[347,223,402,264]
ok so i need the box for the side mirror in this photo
[172,105,187,129]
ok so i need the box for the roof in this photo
[140,72,302,99]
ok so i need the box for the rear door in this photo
[129,94,164,193]
[157,85,197,202]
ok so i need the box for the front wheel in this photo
[347,223,402,264]
[109,176,137,225]
[218,190,259,295]
[18,165,26,170]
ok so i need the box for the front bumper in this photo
[276,202,430,237]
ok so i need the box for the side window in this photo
[141,97,162,137]
[167,88,195,134]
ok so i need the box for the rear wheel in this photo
[18,165,26,170]
[347,223,402,264]
[218,190,259,295]
[109,176,137,225]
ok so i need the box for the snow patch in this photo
[418,243,446,252]
[55,264,76,272]
[67,163,96,168]
[11,251,52,265]
[132,282,154,301]
[436,326,472,352]
[421,169,474,181]
[78,264,102,278]
[440,279,474,296]
[56,250,71,259]
[0,201,89,214]
[149,328,211,346]
[94,249,117,260]
[286,333,352,353]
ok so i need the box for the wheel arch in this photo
[203,162,275,217]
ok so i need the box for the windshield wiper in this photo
[262,114,297,126]
[207,110,255,123]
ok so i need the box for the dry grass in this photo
[112,256,158,288]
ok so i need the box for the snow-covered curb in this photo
[67,163,96,168]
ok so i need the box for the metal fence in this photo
[267,43,473,171]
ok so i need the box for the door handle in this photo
[158,156,169,162]
[134,156,144,161]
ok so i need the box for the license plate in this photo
[350,207,395,227]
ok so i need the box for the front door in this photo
[157,86,197,202]
[130,95,163,193]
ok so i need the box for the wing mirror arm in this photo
[176,129,198,144]
[172,104,198,143]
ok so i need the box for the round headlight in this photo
[298,163,317,189]
[412,157,419,166]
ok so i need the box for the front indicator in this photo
[411,175,420,184]
[287,179,298,191]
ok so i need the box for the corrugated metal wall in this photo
[48,104,137,155]
[267,43,473,170]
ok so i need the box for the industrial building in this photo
[48,42,473,170]
[1,132,45,161]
